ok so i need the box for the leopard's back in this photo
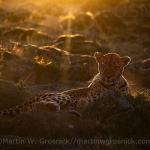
[0,52,132,116]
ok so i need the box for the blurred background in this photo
[0,0,150,91]
[0,2,150,149]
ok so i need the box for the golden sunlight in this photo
[0,0,149,145]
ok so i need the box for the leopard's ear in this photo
[121,56,131,66]
[94,52,103,62]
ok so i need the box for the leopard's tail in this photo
[0,95,40,117]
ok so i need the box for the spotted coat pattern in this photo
[0,52,133,116]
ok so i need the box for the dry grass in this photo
[0,0,150,149]
[0,84,150,150]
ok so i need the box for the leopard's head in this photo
[94,52,131,84]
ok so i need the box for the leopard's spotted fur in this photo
[0,52,133,116]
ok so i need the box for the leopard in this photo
[0,52,133,116]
